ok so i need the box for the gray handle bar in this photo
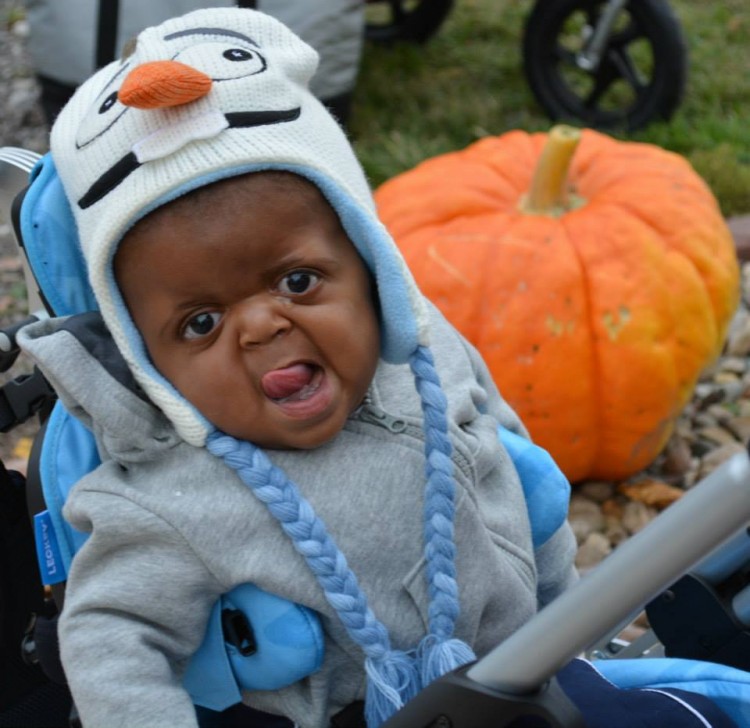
[468,450,750,694]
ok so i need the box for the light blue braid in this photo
[205,432,419,727]
[205,345,474,726]
[408,346,476,682]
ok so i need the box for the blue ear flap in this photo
[20,154,98,317]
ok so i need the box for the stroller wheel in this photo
[364,0,454,44]
[522,0,687,131]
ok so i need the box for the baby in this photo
[19,8,578,728]
[113,171,381,453]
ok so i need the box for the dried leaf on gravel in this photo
[12,436,32,460]
[618,479,684,509]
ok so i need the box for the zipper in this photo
[355,402,409,434]
[354,398,473,481]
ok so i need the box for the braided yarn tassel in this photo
[409,346,476,685]
[206,433,420,727]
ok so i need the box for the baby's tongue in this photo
[261,363,314,400]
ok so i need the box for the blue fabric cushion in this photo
[184,583,324,711]
[559,658,738,727]
[498,427,570,548]
[21,154,98,317]
[595,657,750,727]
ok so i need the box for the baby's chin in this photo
[216,411,350,451]
[226,429,341,451]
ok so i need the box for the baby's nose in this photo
[118,60,212,109]
[236,300,292,348]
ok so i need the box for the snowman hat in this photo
[50,8,472,725]
[50,5,429,447]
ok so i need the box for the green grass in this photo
[351,0,750,216]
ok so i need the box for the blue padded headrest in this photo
[21,154,98,317]
[37,402,96,580]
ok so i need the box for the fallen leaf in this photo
[12,436,33,460]
[618,479,684,509]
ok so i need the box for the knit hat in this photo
[50,8,472,725]
[50,6,428,447]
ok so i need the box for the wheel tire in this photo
[522,0,688,131]
[365,0,455,44]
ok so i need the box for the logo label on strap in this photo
[34,510,67,585]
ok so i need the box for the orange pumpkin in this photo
[375,126,740,482]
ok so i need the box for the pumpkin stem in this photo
[522,125,583,216]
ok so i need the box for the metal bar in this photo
[577,0,628,71]
[468,451,750,694]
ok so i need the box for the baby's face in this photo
[115,173,380,449]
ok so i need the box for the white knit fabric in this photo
[49,7,428,446]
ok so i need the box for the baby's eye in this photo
[183,311,222,339]
[278,271,320,296]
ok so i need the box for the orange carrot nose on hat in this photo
[118,60,212,109]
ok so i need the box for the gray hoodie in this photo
[20,304,577,728]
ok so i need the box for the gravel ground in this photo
[0,5,47,470]
[2,4,750,580]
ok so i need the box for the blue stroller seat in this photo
[16,153,325,712]
[7,149,750,727]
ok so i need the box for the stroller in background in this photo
[2,146,750,728]
[364,0,688,132]
[23,1,688,135]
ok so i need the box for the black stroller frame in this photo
[365,0,688,132]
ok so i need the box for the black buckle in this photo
[0,368,56,432]
[221,608,257,657]
[21,612,40,667]
[1,315,42,373]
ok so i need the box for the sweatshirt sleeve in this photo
[534,519,579,608]
[60,484,225,728]
[457,330,579,607]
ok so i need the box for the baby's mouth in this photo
[261,363,323,403]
